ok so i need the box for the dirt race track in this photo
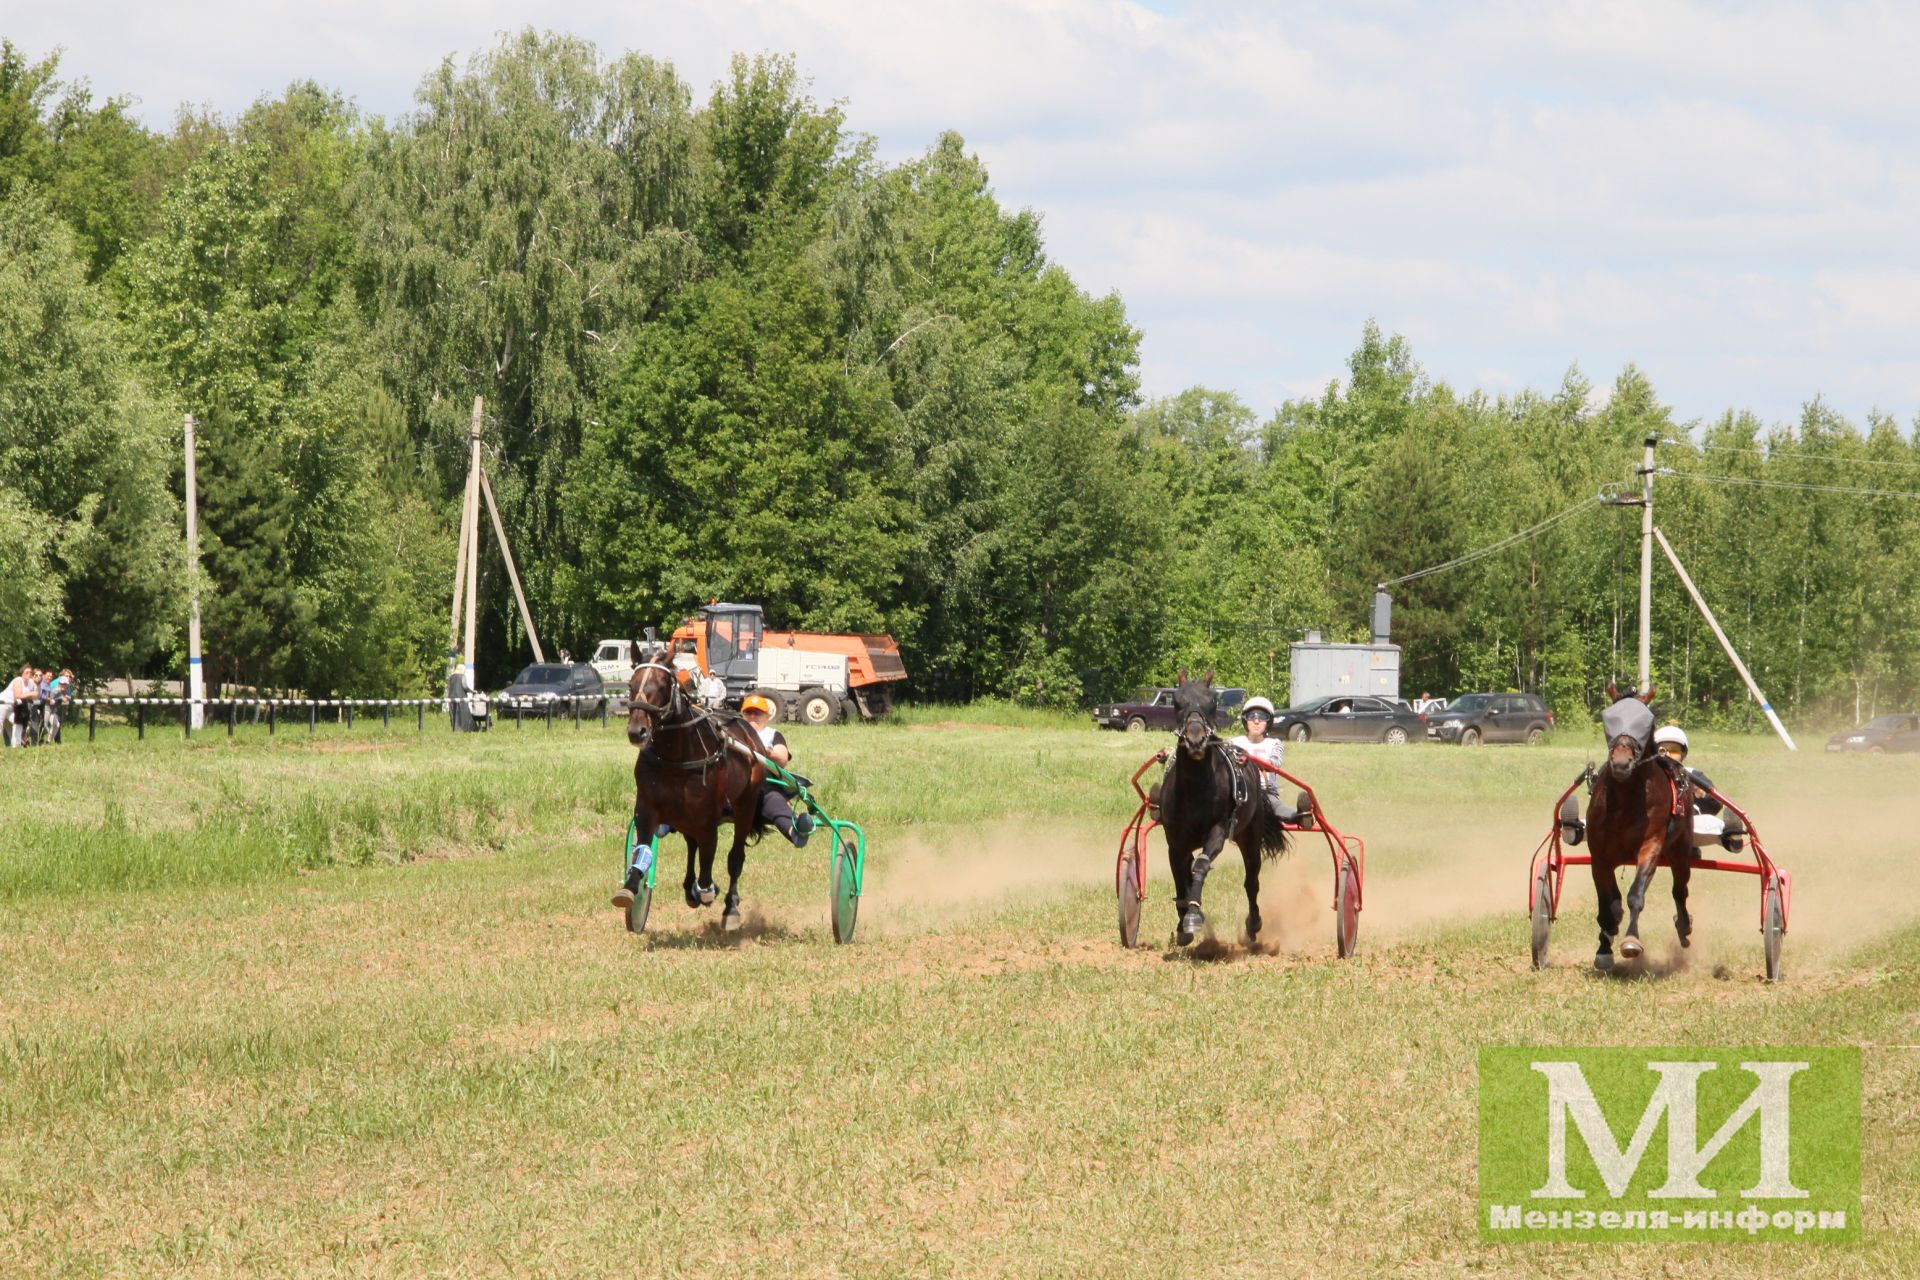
[1,719,1917,1277]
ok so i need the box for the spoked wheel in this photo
[1762,880,1785,982]
[1117,836,1145,949]
[1334,859,1361,958]
[830,831,860,945]
[1530,864,1553,969]
[623,821,654,935]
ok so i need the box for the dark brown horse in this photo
[1585,683,1694,970]
[1158,669,1289,946]
[620,657,768,931]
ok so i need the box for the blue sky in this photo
[13,0,1918,429]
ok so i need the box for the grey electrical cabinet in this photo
[1288,641,1402,706]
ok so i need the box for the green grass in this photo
[1,716,1916,1276]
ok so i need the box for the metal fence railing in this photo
[42,693,624,741]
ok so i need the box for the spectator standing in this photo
[45,668,72,744]
[7,666,36,747]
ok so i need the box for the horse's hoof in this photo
[683,886,702,909]
[1674,915,1692,946]
[1594,953,1615,972]
[696,883,718,907]
[1167,905,1198,948]
[1620,937,1644,960]
[722,907,742,933]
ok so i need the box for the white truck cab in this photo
[591,640,636,687]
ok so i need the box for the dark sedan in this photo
[1826,713,1920,753]
[1092,686,1247,732]
[498,663,607,716]
[1274,695,1425,745]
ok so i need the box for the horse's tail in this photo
[1258,804,1291,863]
[1237,755,1290,863]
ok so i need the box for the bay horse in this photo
[1584,682,1694,970]
[619,656,769,931]
[1158,669,1289,946]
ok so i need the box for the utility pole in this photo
[463,397,483,697]
[479,464,544,663]
[184,414,206,730]
[1652,528,1796,751]
[1638,434,1656,692]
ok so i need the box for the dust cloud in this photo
[851,751,1920,976]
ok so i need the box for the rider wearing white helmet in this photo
[1653,724,1728,847]
[1227,696,1310,828]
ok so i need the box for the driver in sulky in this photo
[741,694,814,848]
[1225,697,1311,828]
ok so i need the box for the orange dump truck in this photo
[666,602,906,724]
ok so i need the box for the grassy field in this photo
[2,713,1917,1277]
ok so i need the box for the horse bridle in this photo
[1177,708,1217,759]
[631,662,729,771]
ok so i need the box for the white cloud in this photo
[13,0,1919,427]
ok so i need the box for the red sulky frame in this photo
[1526,772,1791,980]
[1117,749,1366,956]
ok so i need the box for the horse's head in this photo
[1600,681,1656,779]
[1171,667,1218,761]
[626,658,687,748]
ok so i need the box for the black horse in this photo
[1156,669,1290,946]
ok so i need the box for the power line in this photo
[1658,470,1920,501]
[1665,438,1920,473]
[1376,495,1604,589]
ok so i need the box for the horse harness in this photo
[632,662,738,776]
[1587,751,1693,825]
[1179,731,1250,810]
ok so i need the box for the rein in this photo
[633,663,732,772]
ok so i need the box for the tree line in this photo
[3,32,1915,728]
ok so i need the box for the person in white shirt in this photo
[5,667,37,748]
[1226,697,1310,827]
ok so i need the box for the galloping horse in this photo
[1584,683,1694,970]
[1158,669,1289,946]
[622,657,768,931]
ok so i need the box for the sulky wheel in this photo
[830,832,860,945]
[623,821,654,935]
[1117,836,1145,949]
[1530,864,1553,969]
[1334,859,1361,958]
[1762,881,1785,983]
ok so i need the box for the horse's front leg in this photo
[695,828,720,909]
[1619,835,1663,959]
[1181,825,1230,944]
[1238,831,1263,942]
[614,800,654,907]
[1592,861,1622,971]
[721,818,750,933]
[1168,844,1195,946]
[683,832,715,908]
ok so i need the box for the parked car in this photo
[1426,692,1553,745]
[1092,686,1248,732]
[498,662,607,717]
[1273,695,1426,745]
[1826,713,1920,753]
